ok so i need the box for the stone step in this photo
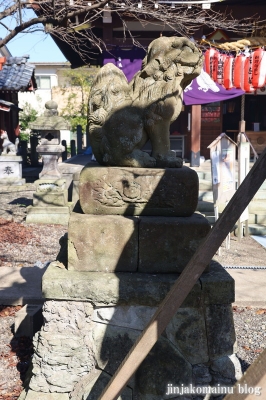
[196,200,214,213]
[198,179,213,191]
[198,191,213,202]
[249,200,266,213]
[234,223,266,236]
[248,213,266,225]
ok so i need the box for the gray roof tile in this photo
[0,56,36,91]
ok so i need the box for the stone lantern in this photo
[26,100,72,225]
[29,100,70,179]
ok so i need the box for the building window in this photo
[36,75,51,89]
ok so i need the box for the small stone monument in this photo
[22,37,241,400]
[0,130,25,186]
[26,101,72,225]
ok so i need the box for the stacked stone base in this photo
[20,261,241,400]
[21,165,241,399]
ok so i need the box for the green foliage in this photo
[19,102,38,131]
[19,132,30,142]
[66,115,87,133]
[59,66,98,132]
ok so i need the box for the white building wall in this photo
[18,62,70,115]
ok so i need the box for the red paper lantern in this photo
[244,53,255,93]
[252,48,266,89]
[205,48,219,80]
[233,54,246,90]
[223,55,234,90]
[216,53,227,85]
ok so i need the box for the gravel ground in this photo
[0,184,266,399]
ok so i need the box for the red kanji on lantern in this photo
[244,52,255,93]
[205,48,219,80]
[252,48,266,89]
[216,53,227,85]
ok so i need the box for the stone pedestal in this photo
[0,155,25,186]
[26,179,72,225]
[22,165,241,400]
[37,144,65,179]
[21,261,241,400]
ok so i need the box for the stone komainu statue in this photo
[88,37,203,168]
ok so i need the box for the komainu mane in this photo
[88,36,203,168]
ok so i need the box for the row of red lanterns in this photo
[204,48,266,92]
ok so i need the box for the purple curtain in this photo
[102,47,146,83]
[183,70,245,105]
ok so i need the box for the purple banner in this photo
[183,70,244,105]
[103,47,146,83]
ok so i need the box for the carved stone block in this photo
[139,214,211,273]
[79,165,199,217]
[68,213,138,272]
[0,155,23,179]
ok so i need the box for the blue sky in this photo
[3,33,67,63]
[0,8,67,62]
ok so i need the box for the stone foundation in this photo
[22,165,241,400]
[21,261,241,400]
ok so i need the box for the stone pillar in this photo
[70,140,76,157]
[86,124,90,148]
[20,140,28,166]
[76,125,83,154]
[30,135,39,167]
[61,140,67,161]
[190,104,201,167]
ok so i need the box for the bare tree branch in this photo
[0,0,262,64]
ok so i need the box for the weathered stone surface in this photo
[204,304,236,360]
[135,337,192,398]
[71,369,132,400]
[79,165,198,217]
[93,305,156,330]
[200,261,235,305]
[68,213,138,272]
[26,205,71,225]
[23,390,69,399]
[93,323,139,377]
[32,179,68,207]
[165,307,209,364]
[192,364,212,386]
[0,155,23,180]
[37,152,64,180]
[139,214,210,273]
[42,264,202,307]
[29,301,95,394]
[210,354,242,383]
[33,191,68,207]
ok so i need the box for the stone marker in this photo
[0,131,25,186]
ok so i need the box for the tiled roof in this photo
[0,56,37,92]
